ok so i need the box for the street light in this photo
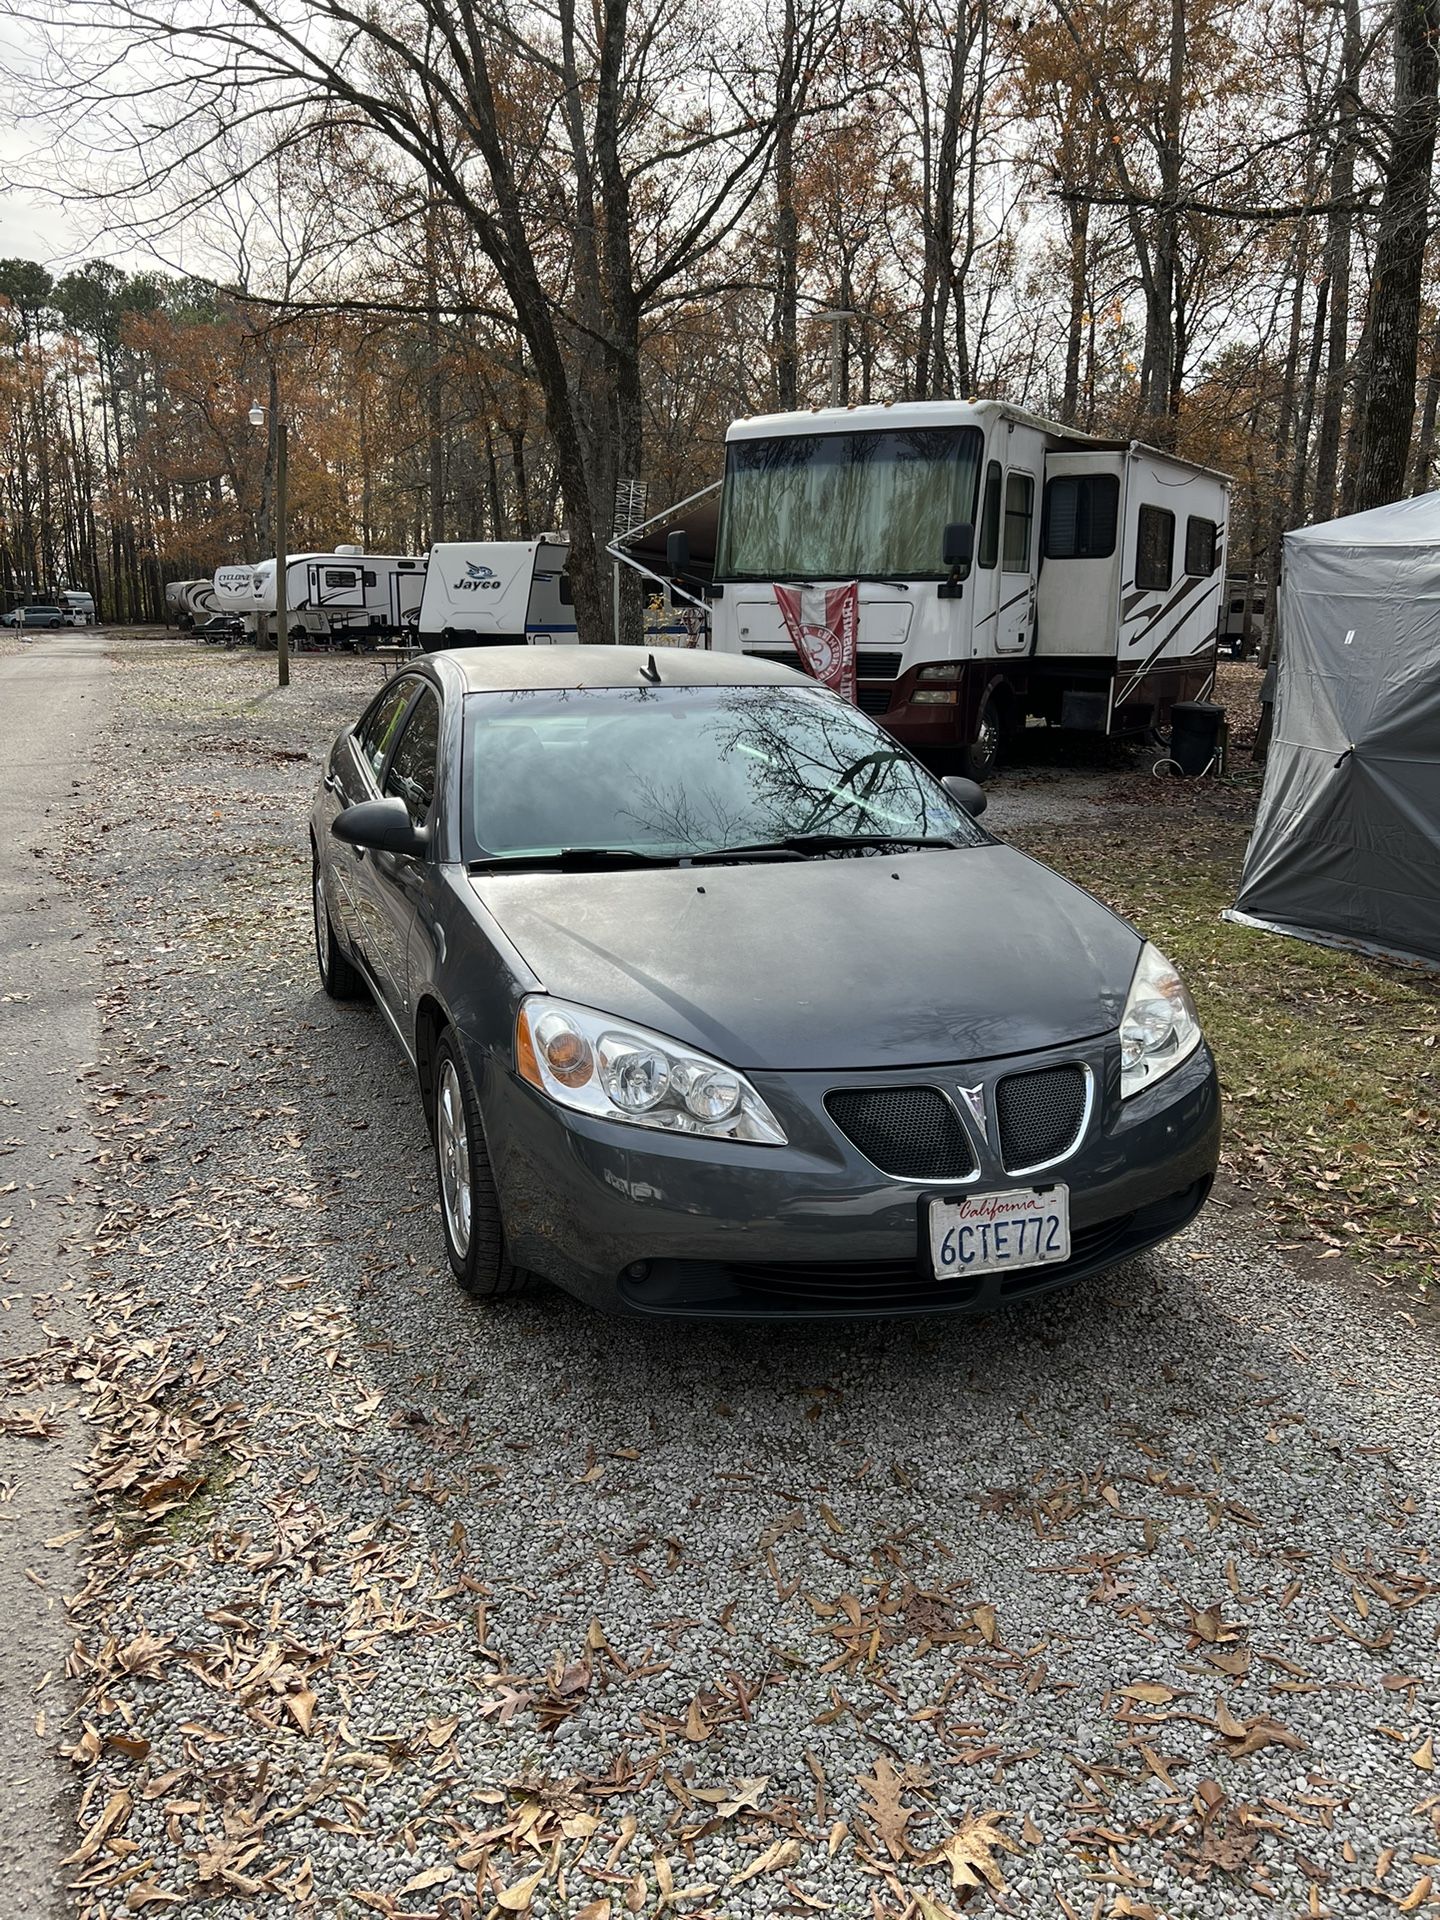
[249,386,290,688]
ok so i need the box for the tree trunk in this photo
[1312,0,1362,523]
[1351,0,1440,513]
[1409,309,1440,490]
[773,0,800,410]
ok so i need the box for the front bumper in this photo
[477,1031,1221,1319]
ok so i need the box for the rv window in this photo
[977,462,1002,569]
[384,686,441,828]
[1002,473,1034,572]
[325,569,358,588]
[1184,516,1218,577]
[364,569,377,587]
[559,574,574,607]
[1043,474,1119,558]
[1135,506,1174,591]
[1229,597,1244,614]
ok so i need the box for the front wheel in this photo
[958,690,1003,782]
[432,1032,524,1297]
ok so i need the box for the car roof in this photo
[442,644,810,693]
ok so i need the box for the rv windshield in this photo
[715,426,984,581]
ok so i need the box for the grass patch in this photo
[1010,802,1440,1293]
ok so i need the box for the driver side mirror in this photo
[942,522,974,576]
[666,529,691,577]
[942,774,987,817]
[332,796,429,858]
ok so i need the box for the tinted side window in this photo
[1184,516,1218,577]
[384,688,441,828]
[1135,506,1175,591]
[357,680,416,784]
[1002,472,1034,571]
[1044,474,1120,558]
[977,461,1002,569]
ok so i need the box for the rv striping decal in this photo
[1124,571,1212,646]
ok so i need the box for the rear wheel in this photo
[958,689,1003,782]
[312,844,363,1000]
[432,1031,524,1297]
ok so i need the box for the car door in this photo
[367,682,442,1027]
[330,676,416,961]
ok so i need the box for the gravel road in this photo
[24,635,1440,1919]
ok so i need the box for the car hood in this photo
[468,845,1140,1071]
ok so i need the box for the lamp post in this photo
[249,377,290,688]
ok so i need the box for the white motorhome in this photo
[1219,573,1267,659]
[651,399,1230,777]
[212,548,426,646]
[416,538,575,649]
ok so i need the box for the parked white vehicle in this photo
[1219,573,1267,659]
[644,399,1231,778]
[213,547,426,646]
[415,538,575,649]
[52,587,97,626]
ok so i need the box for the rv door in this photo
[996,427,1043,654]
[308,562,366,610]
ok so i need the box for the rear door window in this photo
[357,679,417,785]
[384,687,441,828]
[977,461,1003,569]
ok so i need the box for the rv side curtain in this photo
[1234,504,1440,966]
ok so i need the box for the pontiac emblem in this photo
[957,1083,987,1132]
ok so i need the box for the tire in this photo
[312,843,364,1000]
[431,1029,524,1297]
[958,689,1004,782]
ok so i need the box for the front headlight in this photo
[515,995,787,1145]
[1119,942,1202,1098]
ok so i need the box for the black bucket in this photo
[1169,701,1225,776]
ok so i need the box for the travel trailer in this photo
[630,400,1230,777]
[415,538,575,649]
[55,587,97,626]
[212,548,426,646]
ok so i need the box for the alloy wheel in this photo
[436,1059,473,1259]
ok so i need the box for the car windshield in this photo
[462,683,983,862]
[715,426,983,581]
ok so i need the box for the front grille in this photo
[745,648,904,679]
[826,1086,975,1180]
[996,1064,1089,1172]
[856,685,893,715]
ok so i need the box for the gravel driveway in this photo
[32,636,1440,1918]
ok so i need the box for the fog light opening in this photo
[623,1260,651,1283]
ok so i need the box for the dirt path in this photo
[0,632,111,1919]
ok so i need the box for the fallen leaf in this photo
[933,1812,1014,1893]
[496,1866,546,1911]
[729,1838,800,1885]
[1413,1735,1435,1772]
[856,1757,918,1860]
[402,1865,452,1894]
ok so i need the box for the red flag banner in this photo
[774,582,859,704]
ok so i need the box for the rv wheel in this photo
[959,691,1003,782]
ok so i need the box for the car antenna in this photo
[640,651,662,684]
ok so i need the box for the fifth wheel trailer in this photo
[633,399,1231,777]
[212,548,426,645]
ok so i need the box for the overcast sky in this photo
[0,13,98,270]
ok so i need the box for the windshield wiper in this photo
[469,847,680,872]
[687,833,963,863]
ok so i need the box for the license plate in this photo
[928,1186,1070,1279]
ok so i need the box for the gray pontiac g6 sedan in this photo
[309,647,1220,1317]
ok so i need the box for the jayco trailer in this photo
[636,400,1230,777]
[415,539,575,648]
[213,548,426,645]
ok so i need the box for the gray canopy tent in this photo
[1229,492,1440,970]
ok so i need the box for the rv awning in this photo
[617,488,721,582]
